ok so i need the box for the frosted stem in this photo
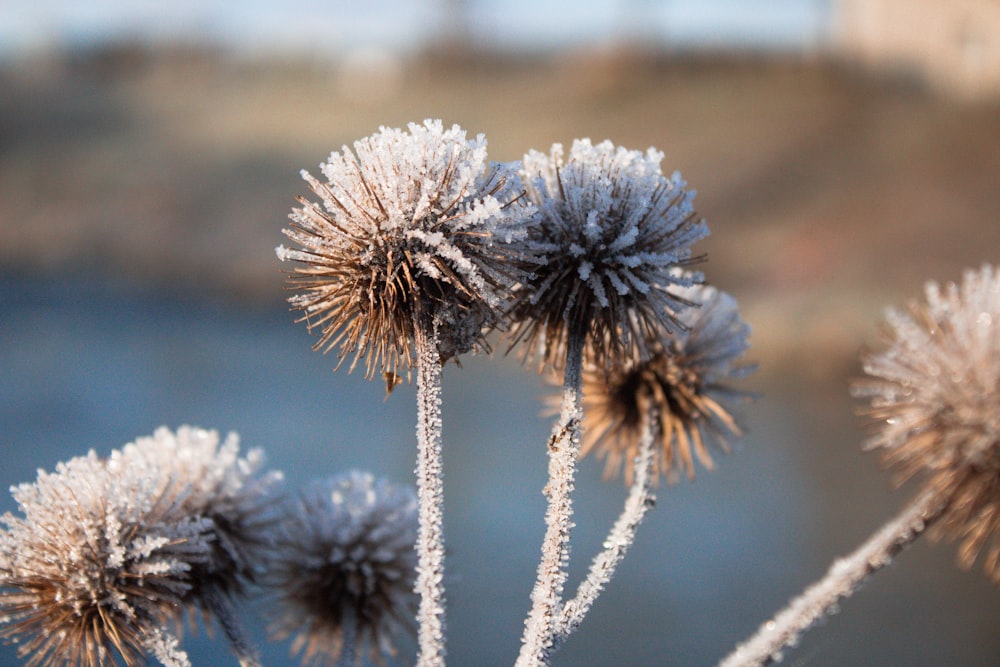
[202,584,263,667]
[414,318,447,667]
[554,408,659,646]
[516,331,586,667]
[336,613,358,667]
[717,487,946,667]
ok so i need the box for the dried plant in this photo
[855,264,1000,582]
[511,139,709,666]
[509,139,708,370]
[582,283,755,484]
[277,118,534,381]
[9,123,996,667]
[268,472,418,667]
[277,120,536,667]
[112,426,283,666]
[112,426,284,601]
[0,451,211,667]
[721,264,1000,667]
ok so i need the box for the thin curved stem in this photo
[414,319,447,667]
[554,408,659,646]
[336,613,358,667]
[202,585,262,667]
[717,487,946,667]
[516,331,586,667]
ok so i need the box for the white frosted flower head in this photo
[581,284,755,483]
[111,426,284,605]
[510,138,709,369]
[854,265,1000,583]
[0,451,210,667]
[269,471,418,667]
[278,119,536,381]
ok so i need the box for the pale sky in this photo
[0,0,831,59]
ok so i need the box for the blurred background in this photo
[1,1,999,665]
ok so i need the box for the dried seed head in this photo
[268,472,418,666]
[854,264,1000,583]
[277,119,535,380]
[509,139,709,370]
[110,426,284,606]
[581,284,754,483]
[0,451,210,667]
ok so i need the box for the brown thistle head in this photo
[277,119,536,381]
[854,264,1000,583]
[581,284,755,484]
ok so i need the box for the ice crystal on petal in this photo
[509,139,709,369]
[581,284,755,483]
[0,450,210,667]
[278,119,536,380]
[269,471,418,667]
[854,264,1000,583]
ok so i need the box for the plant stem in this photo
[554,408,659,646]
[202,584,262,667]
[336,613,358,667]
[516,331,586,667]
[414,318,447,667]
[716,487,946,667]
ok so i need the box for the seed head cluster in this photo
[0,426,281,667]
[0,451,210,667]
[268,471,418,666]
[855,264,1000,583]
[581,284,754,483]
[509,139,708,369]
[277,119,535,381]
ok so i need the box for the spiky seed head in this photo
[0,451,211,667]
[581,284,754,483]
[854,264,1000,583]
[509,139,709,370]
[110,426,284,606]
[277,119,535,380]
[269,472,418,666]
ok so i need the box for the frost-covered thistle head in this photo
[509,139,709,368]
[0,451,210,667]
[277,119,535,380]
[112,426,283,604]
[854,265,1000,583]
[269,471,418,666]
[581,284,754,483]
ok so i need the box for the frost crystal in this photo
[509,139,709,368]
[854,264,1000,583]
[268,471,418,667]
[581,283,754,483]
[0,450,210,667]
[110,425,284,604]
[278,119,536,380]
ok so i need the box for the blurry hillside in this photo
[2,45,998,382]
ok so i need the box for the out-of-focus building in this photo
[834,0,1000,100]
